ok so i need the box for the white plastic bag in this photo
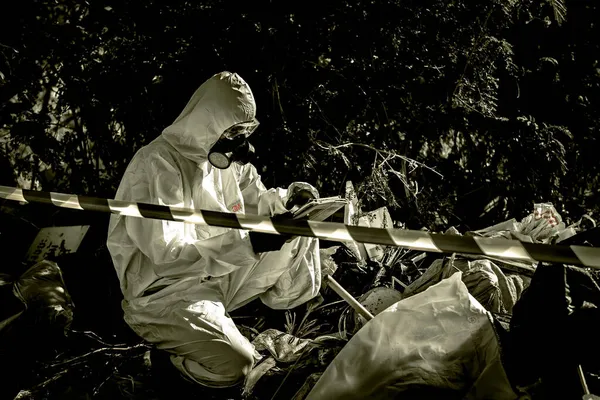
[357,207,393,262]
[306,273,517,399]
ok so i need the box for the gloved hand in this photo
[285,189,316,210]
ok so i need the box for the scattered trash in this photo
[342,181,367,262]
[1,260,76,399]
[3,200,599,399]
[252,329,313,364]
[342,181,394,263]
[242,327,346,399]
[320,247,340,286]
[1,260,74,343]
[468,202,579,245]
[243,357,277,397]
[357,207,393,262]
[306,273,517,399]
[401,257,529,314]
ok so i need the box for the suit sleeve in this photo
[238,163,289,216]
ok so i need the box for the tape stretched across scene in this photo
[1,185,599,268]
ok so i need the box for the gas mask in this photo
[208,119,259,169]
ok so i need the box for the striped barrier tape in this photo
[1,185,599,268]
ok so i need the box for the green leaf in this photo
[548,0,567,25]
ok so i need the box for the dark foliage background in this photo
[1,0,598,231]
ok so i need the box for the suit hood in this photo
[161,71,257,164]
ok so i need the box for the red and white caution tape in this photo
[1,185,599,268]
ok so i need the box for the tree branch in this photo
[314,140,443,178]
[308,96,343,140]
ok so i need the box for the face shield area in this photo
[223,118,260,139]
[208,119,259,169]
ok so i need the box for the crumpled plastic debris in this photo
[251,328,345,364]
[470,202,578,244]
[342,181,395,263]
[252,328,313,364]
[342,181,367,262]
[244,329,346,398]
[306,273,517,400]
[243,356,278,397]
[1,260,75,400]
[329,247,379,298]
[463,261,525,314]
[320,247,340,287]
[357,207,393,262]
[401,257,528,314]
[1,260,74,338]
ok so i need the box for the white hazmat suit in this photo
[106,71,321,388]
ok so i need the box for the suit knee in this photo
[175,339,256,387]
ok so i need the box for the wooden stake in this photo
[326,275,374,321]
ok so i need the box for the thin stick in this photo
[578,364,590,395]
[313,299,346,312]
[92,357,128,396]
[68,329,128,347]
[48,343,149,368]
[326,275,374,321]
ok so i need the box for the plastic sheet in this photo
[1,260,74,337]
[306,273,517,399]
[401,258,527,314]
[252,328,312,363]
[470,202,578,244]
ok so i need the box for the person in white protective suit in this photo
[106,71,322,388]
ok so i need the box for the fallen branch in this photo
[0,42,19,53]
[92,356,130,396]
[68,329,128,347]
[48,343,150,369]
[13,368,70,399]
[325,275,374,321]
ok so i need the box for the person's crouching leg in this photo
[126,298,258,389]
[169,326,256,388]
[166,299,257,388]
